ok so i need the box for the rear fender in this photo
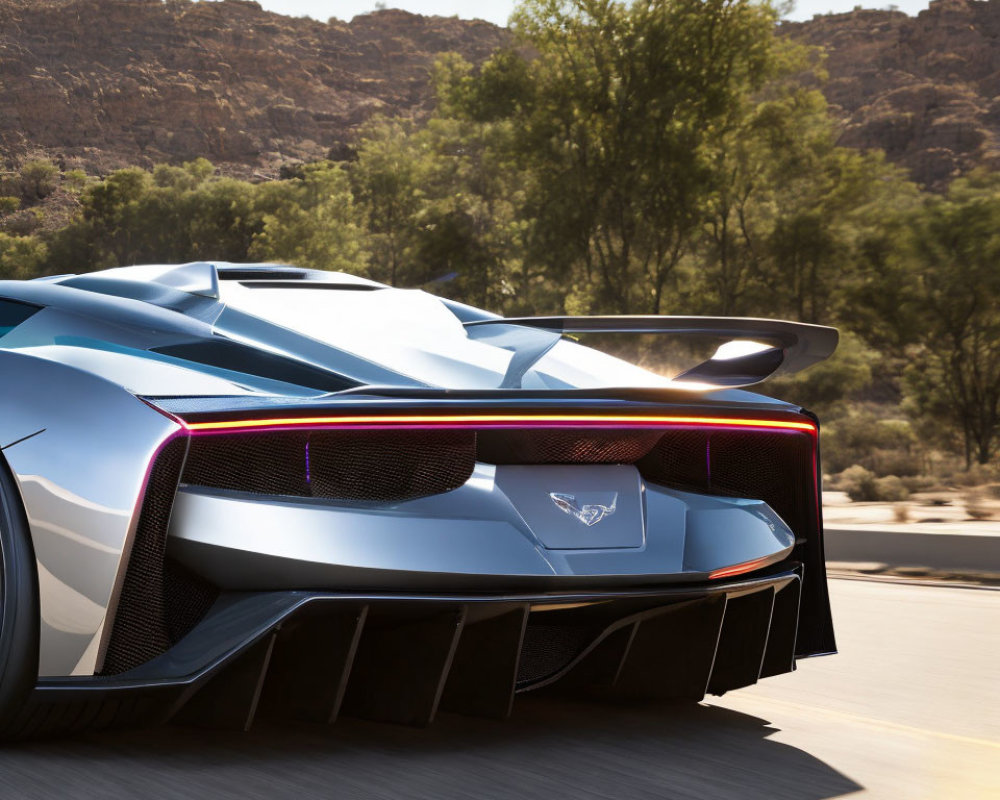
[0,350,180,677]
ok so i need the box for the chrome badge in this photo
[549,492,618,527]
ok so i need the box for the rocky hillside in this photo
[782,0,1000,189]
[1,0,999,188]
[0,0,507,175]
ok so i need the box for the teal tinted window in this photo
[0,298,40,338]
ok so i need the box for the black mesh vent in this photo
[517,623,597,685]
[700,431,814,539]
[101,438,218,676]
[183,429,477,503]
[163,559,219,645]
[183,432,309,497]
[477,429,662,464]
[309,430,475,502]
[634,429,710,491]
[637,429,815,544]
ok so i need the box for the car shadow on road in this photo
[0,696,863,800]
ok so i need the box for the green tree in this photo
[350,117,425,285]
[351,63,531,311]
[75,167,153,266]
[250,161,367,272]
[411,113,527,310]
[500,0,790,314]
[63,169,89,193]
[44,160,264,271]
[888,174,1000,466]
[0,233,48,280]
[694,77,915,324]
[183,178,261,262]
[689,37,826,316]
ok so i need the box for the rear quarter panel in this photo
[0,350,179,677]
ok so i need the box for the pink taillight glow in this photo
[180,413,818,436]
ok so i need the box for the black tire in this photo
[0,455,39,735]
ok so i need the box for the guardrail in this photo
[824,526,1000,574]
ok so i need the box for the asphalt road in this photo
[0,578,996,800]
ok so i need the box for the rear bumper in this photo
[165,471,796,591]
[19,567,807,736]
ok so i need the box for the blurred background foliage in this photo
[0,0,997,485]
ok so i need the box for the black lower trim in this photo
[23,569,810,737]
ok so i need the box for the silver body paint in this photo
[0,350,179,676]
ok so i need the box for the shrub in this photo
[837,465,878,501]
[17,159,58,202]
[874,475,910,502]
[822,413,920,475]
[874,450,924,478]
[965,491,996,520]
[900,475,942,493]
[2,208,43,236]
[836,465,910,502]
[951,464,1000,487]
[0,232,48,280]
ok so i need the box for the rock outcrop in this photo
[782,0,1000,189]
[1,0,999,189]
[0,0,507,174]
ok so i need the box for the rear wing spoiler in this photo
[147,313,839,421]
[463,315,839,389]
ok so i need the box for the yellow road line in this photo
[711,694,1000,751]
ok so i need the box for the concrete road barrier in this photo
[824,525,1000,574]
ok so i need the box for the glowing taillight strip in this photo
[180,414,817,435]
[708,555,780,581]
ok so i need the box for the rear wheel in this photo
[0,455,39,735]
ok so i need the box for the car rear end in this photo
[57,395,835,731]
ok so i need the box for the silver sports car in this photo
[0,262,837,736]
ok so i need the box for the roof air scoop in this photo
[81,262,221,299]
[142,262,220,299]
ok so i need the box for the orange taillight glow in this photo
[181,413,818,435]
[708,555,780,581]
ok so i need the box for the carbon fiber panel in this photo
[101,438,218,676]
[182,430,476,502]
[477,429,663,464]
